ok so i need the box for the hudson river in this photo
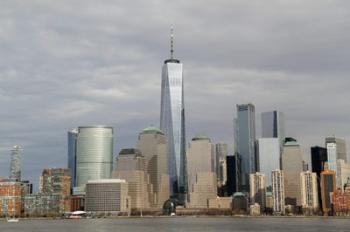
[1,217,349,232]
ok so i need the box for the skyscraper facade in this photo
[336,159,350,191]
[234,103,256,192]
[75,126,114,193]
[187,136,217,208]
[160,30,186,196]
[272,169,285,215]
[215,143,228,187]
[257,138,280,189]
[300,171,318,211]
[68,128,78,188]
[281,138,303,206]
[311,146,327,209]
[249,172,266,210]
[325,137,347,171]
[226,155,240,196]
[137,127,170,208]
[320,169,336,215]
[9,145,22,181]
[261,111,285,148]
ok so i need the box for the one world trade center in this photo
[160,28,187,200]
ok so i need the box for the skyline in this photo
[0,1,350,189]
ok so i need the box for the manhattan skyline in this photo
[0,1,349,189]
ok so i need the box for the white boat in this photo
[7,218,19,223]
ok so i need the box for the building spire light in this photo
[170,26,174,59]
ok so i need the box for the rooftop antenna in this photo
[170,26,174,59]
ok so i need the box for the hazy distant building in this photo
[336,159,350,191]
[85,179,130,213]
[226,155,240,196]
[215,143,228,187]
[9,145,22,181]
[136,127,170,208]
[68,128,78,188]
[113,149,152,210]
[40,168,71,213]
[160,30,186,196]
[75,126,114,194]
[257,138,280,189]
[281,138,303,206]
[320,169,336,215]
[234,103,256,192]
[300,171,318,211]
[326,137,347,171]
[272,169,285,215]
[311,146,327,209]
[261,111,285,148]
[187,136,217,208]
[249,172,266,210]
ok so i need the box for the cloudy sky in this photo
[0,1,349,189]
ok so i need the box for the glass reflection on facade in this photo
[68,128,78,188]
[76,126,114,190]
[160,57,186,195]
[234,103,256,192]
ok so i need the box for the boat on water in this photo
[7,218,19,223]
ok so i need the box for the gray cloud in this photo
[0,0,349,189]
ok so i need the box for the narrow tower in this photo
[160,27,186,200]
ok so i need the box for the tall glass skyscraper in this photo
[160,29,186,196]
[9,145,22,181]
[68,128,78,188]
[261,111,285,148]
[234,103,256,192]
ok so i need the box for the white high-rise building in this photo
[300,171,318,210]
[326,137,347,172]
[9,145,22,181]
[249,172,266,210]
[160,29,186,196]
[272,169,285,215]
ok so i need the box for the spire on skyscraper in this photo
[170,26,174,59]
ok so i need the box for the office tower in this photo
[9,145,22,181]
[257,138,280,190]
[226,155,240,196]
[85,179,130,213]
[272,169,285,215]
[68,128,78,188]
[249,172,266,210]
[0,181,22,217]
[160,29,186,196]
[325,137,347,171]
[187,136,217,208]
[137,126,170,208]
[281,138,303,206]
[261,111,285,148]
[215,143,228,187]
[336,159,350,191]
[300,171,318,211]
[40,168,71,213]
[75,126,114,193]
[21,180,33,196]
[320,169,336,215]
[113,149,152,210]
[311,146,327,209]
[234,103,256,192]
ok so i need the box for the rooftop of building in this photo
[87,179,126,184]
[119,148,142,156]
[233,192,246,198]
[78,125,113,129]
[284,137,299,146]
[140,126,164,135]
[192,135,211,142]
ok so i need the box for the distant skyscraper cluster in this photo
[1,29,350,218]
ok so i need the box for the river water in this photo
[0,217,349,232]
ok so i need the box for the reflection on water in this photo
[0,217,349,232]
